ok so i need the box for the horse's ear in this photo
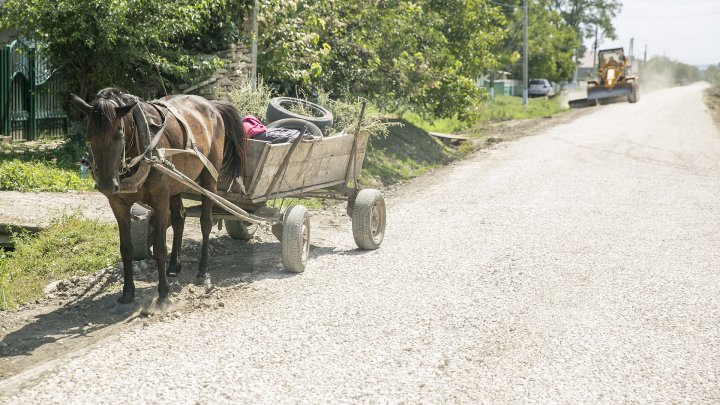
[115,101,137,118]
[70,94,92,116]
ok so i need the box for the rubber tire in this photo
[265,118,323,138]
[628,85,638,103]
[225,220,258,241]
[281,205,310,273]
[130,203,153,260]
[266,97,333,134]
[588,99,598,107]
[351,189,386,250]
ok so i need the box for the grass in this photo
[0,213,119,310]
[360,118,459,187]
[400,95,567,135]
[0,139,94,192]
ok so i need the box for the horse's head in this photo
[71,90,137,196]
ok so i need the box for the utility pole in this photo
[251,0,259,88]
[643,44,647,64]
[522,0,528,106]
[591,25,598,70]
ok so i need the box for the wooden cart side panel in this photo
[247,132,369,199]
[245,141,271,196]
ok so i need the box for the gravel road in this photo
[2,83,720,403]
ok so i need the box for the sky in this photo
[594,0,720,67]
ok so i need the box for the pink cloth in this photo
[242,115,266,138]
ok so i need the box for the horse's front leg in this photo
[150,197,171,303]
[167,194,185,277]
[197,193,214,284]
[108,199,135,311]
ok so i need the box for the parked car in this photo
[528,79,556,98]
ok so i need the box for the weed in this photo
[0,213,119,310]
[0,140,93,192]
[400,95,566,133]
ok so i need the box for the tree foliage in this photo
[257,0,509,120]
[549,0,621,59]
[705,64,720,85]
[0,0,251,101]
[0,0,591,120]
[500,1,579,83]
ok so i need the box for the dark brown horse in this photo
[72,88,246,312]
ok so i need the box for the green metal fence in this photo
[0,40,68,141]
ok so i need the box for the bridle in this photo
[85,96,164,182]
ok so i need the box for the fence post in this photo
[1,44,8,137]
[27,46,36,140]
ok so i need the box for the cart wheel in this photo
[281,205,310,273]
[130,203,153,260]
[352,189,386,250]
[225,220,258,241]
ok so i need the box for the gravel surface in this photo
[2,83,720,403]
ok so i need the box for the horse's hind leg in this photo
[167,194,185,277]
[197,192,214,284]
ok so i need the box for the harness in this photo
[91,98,220,194]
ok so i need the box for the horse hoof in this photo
[167,265,181,277]
[194,275,211,287]
[154,298,174,313]
[110,302,137,315]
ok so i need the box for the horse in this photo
[71,88,247,312]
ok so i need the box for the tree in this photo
[257,0,509,120]
[0,0,251,102]
[501,0,579,83]
[706,64,720,85]
[549,0,621,64]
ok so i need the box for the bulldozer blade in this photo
[587,86,632,101]
[568,98,591,109]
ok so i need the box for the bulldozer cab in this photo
[598,48,626,69]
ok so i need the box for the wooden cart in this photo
[130,121,386,273]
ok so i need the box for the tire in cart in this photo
[225,220,258,241]
[130,203,154,260]
[266,97,333,134]
[281,205,310,273]
[351,188,386,250]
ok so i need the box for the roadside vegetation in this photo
[703,85,720,128]
[401,95,567,135]
[0,141,93,192]
[0,213,119,310]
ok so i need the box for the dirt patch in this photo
[476,106,594,145]
[0,106,590,382]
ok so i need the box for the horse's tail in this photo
[212,101,247,184]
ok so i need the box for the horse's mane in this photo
[87,88,135,139]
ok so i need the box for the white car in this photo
[528,79,556,98]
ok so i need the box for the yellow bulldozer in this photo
[569,47,639,108]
